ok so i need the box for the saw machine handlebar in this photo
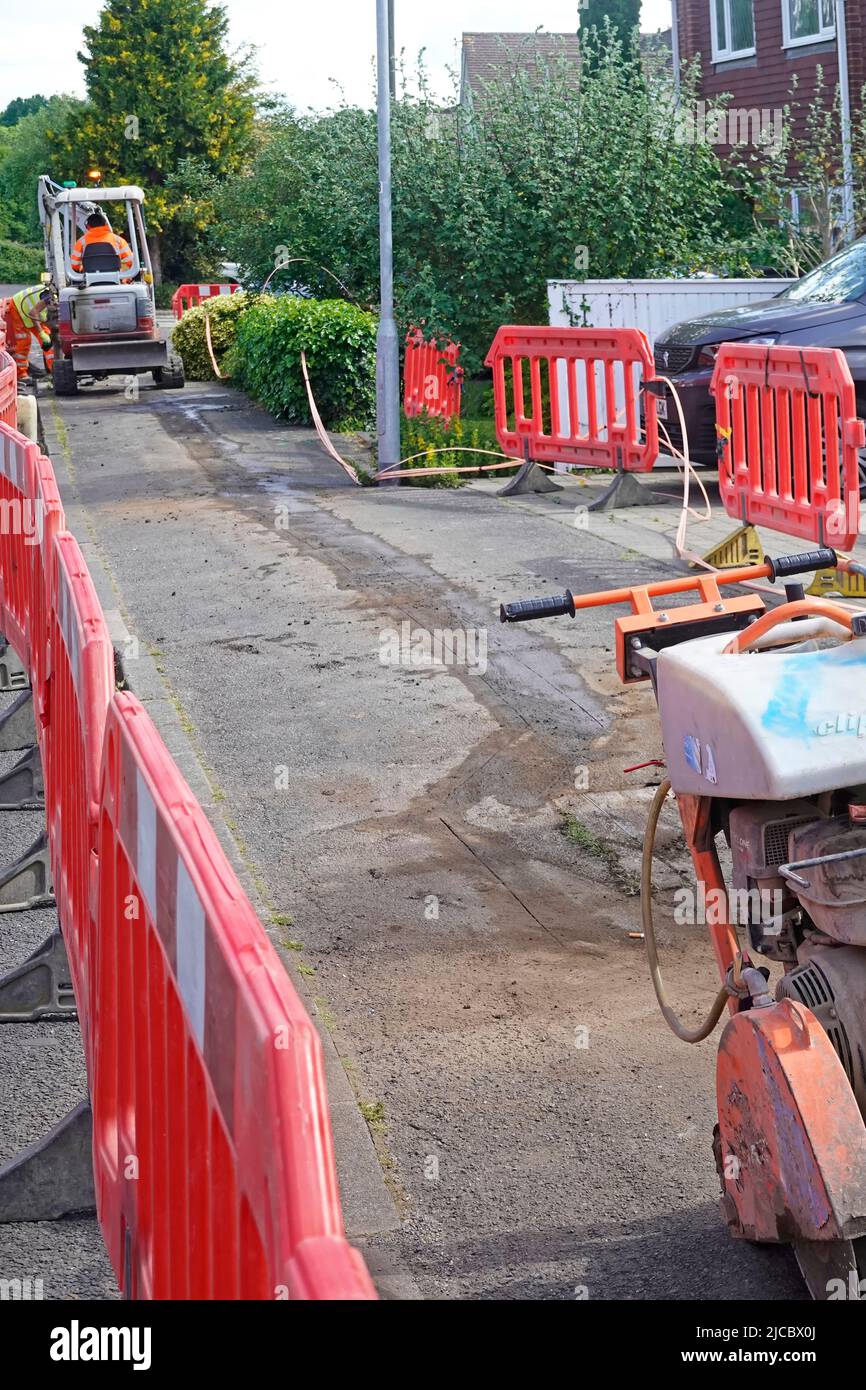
[499,548,840,625]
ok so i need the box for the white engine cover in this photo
[657,630,866,799]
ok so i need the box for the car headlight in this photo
[697,334,779,369]
[743,335,780,346]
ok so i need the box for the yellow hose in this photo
[642,779,729,1043]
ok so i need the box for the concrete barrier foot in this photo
[0,745,43,810]
[0,637,29,694]
[0,1099,95,1222]
[0,928,73,1023]
[587,468,656,513]
[498,457,563,497]
[0,687,35,753]
[0,828,54,913]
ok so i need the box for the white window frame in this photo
[782,0,836,50]
[711,0,757,63]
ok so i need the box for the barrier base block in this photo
[0,829,54,913]
[498,458,563,497]
[0,744,43,810]
[691,523,764,571]
[0,929,73,1023]
[587,468,655,513]
[0,639,29,694]
[807,558,866,600]
[0,687,35,753]
[0,1099,95,1222]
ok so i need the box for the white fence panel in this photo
[547,278,795,348]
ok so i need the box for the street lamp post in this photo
[836,0,856,244]
[376,0,401,481]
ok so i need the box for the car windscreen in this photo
[779,240,866,305]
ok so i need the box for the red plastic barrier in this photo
[485,325,659,471]
[45,532,115,1038]
[711,343,864,552]
[28,452,65,714]
[0,421,38,663]
[171,282,240,320]
[92,693,376,1300]
[403,328,463,421]
[0,319,16,428]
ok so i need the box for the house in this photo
[459,32,582,108]
[673,1,864,138]
[459,30,672,107]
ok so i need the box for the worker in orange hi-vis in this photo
[70,209,134,277]
[2,285,54,381]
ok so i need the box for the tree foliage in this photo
[0,95,48,127]
[50,0,257,278]
[0,96,85,242]
[211,43,756,368]
[580,1,642,69]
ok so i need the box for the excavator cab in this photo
[36,175,184,396]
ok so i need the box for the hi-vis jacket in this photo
[9,286,51,338]
[70,224,134,274]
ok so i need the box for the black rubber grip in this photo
[500,591,576,624]
[765,549,837,581]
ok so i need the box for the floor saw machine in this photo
[500,338,866,1299]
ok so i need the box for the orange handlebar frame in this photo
[569,562,773,616]
[723,598,855,654]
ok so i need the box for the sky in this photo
[0,1,673,114]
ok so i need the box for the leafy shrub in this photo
[0,239,43,283]
[173,292,259,380]
[232,296,377,429]
[400,409,511,488]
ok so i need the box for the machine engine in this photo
[728,796,866,1121]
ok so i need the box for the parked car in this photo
[651,239,866,489]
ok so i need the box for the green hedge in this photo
[232,297,377,430]
[172,292,261,381]
[0,239,43,283]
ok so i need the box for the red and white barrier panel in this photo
[45,532,115,1041]
[92,693,376,1299]
[0,407,375,1299]
[711,342,864,553]
[403,328,463,421]
[0,421,39,665]
[485,325,659,471]
[28,451,65,715]
[171,282,241,320]
[0,333,16,429]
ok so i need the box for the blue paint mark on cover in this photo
[684,735,701,772]
[762,645,866,740]
[763,672,812,740]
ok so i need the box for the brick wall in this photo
[675,0,861,141]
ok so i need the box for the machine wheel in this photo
[152,353,185,389]
[52,359,79,396]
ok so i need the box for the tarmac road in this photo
[11,371,811,1301]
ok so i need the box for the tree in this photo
[211,46,759,370]
[0,96,84,242]
[51,0,257,280]
[580,1,642,67]
[0,95,48,127]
